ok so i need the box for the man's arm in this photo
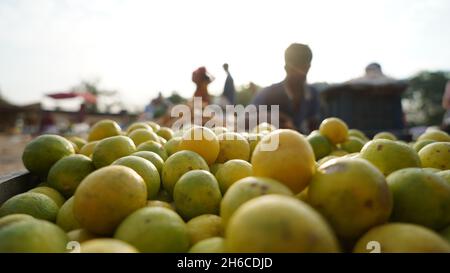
[306,87,321,132]
[279,111,297,130]
[443,81,450,110]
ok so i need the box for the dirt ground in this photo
[0,134,30,177]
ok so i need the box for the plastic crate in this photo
[0,171,40,205]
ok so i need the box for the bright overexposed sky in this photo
[0,0,449,110]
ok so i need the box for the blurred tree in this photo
[72,80,119,113]
[235,82,261,106]
[311,82,331,92]
[167,91,186,104]
[81,80,99,96]
[402,71,450,126]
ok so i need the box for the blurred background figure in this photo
[76,103,87,124]
[38,111,56,134]
[221,63,236,105]
[251,43,320,133]
[143,92,171,120]
[442,80,450,132]
[349,63,396,85]
[192,67,214,105]
[248,82,258,98]
[119,110,131,129]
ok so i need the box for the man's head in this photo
[223,63,229,72]
[284,43,312,78]
[192,66,214,85]
[365,62,382,74]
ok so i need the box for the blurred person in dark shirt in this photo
[222,63,236,104]
[251,43,320,133]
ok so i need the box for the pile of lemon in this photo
[1,118,450,253]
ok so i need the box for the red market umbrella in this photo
[46,92,78,99]
[75,92,97,104]
[46,92,97,104]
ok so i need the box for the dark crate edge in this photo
[0,171,41,205]
[0,171,29,183]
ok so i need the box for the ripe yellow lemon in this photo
[319,117,348,144]
[164,137,181,156]
[28,186,65,208]
[132,151,164,175]
[79,141,99,157]
[0,219,68,253]
[373,132,397,141]
[418,142,450,170]
[215,159,252,194]
[80,239,139,253]
[308,158,393,240]
[186,214,223,245]
[88,119,122,142]
[225,195,340,252]
[114,207,190,253]
[22,134,75,177]
[189,237,225,253]
[146,121,160,132]
[417,130,450,142]
[73,165,147,235]
[66,136,87,151]
[161,150,209,195]
[156,127,174,141]
[353,223,450,253]
[0,192,59,222]
[251,129,316,193]
[220,176,293,226]
[67,229,98,243]
[92,136,136,168]
[340,136,365,153]
[128,129,159,146]
[137,140,168,161]
[216,132,250,163]
[56,197,80,232]
[47,154,95,197]
[126,122,153,134]
[413,139,435,153]
[112,155,161,200]
[360,139,421,176]
[0,214,34,229]
[146,200,174,211]
[173,170,222,220]
[178,127,220,165]
[348,129,368,142]
[387,168,450,230]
